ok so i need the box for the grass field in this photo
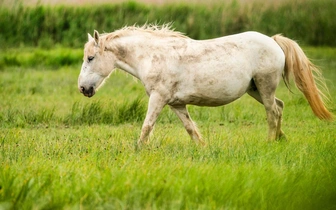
[2,0,286,7]
[0,46,335,209]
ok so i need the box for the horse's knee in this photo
[266,100,283,119]
[266,106,280,122]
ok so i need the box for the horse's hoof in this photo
[277,133,287,142]
[198,140,207,147]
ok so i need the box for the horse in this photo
[78,24,333,145]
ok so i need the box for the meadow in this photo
[1,45,336,210]
[1,0,336,209]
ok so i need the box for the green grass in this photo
[1,0,336,48]
[0,47,336,209]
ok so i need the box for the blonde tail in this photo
[272,34,333,121]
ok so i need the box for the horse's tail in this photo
[272,34,333,121]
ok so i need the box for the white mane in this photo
[106,23,188,39]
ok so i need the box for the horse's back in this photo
[220,31,284,58]
[188,31,285,76]
[223,31,285,74]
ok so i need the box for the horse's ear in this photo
[88,33,94,42]
[94,30,99,45]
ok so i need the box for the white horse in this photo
[78,24,333,145]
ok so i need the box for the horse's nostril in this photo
[80,86,85,93]
[79,85,95,97]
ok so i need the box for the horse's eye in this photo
[88,56,94,62]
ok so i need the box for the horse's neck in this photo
[113,35,152,79]
[115,59,139,79]
[112,34,189,80]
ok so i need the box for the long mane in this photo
[105,23,189,39]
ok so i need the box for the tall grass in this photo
[0,48,82,70]
[65,98,145,125]
[0,0,336,48]
[1,124,336,209]
[0,47,335,209]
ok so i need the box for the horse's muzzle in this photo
[79,86,95,98]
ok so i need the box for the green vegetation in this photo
[1,0,336,48]
[0,45,335,209]
[0,48,82,70]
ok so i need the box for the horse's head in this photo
[78,30,115,97]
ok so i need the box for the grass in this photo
[2,0,288,7]
[0,47,82,70]
[0,47,336,209]
[1,0,336,48]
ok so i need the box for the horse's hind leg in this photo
[170,105,205,145]
[247,78,285,140]
[274,99,285,139]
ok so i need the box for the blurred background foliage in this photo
[0,0,335,48]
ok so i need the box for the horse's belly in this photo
[170,79,251,107]
[184,95,240,106]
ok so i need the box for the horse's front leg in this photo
[138,92,166,145]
